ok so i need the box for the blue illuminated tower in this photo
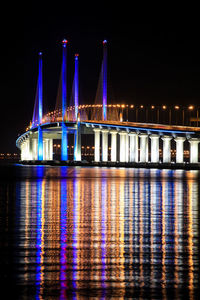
[37,52,43,160]
[61,39,68,161]
[74,54,81,161]
[102,40,107,121]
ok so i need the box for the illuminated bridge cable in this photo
[55,69,62,118]
[32,80,39,127]
[68,54,79,122]
[32,52,43,127]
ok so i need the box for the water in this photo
[0,164,200,299]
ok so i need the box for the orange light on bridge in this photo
[162,105,167,110]
[140,105,144,109]
[188,105,194,110]
[151,105,155,109]
[175,106,179,110]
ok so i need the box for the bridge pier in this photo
[28,138,33,160]
[125,132,129,162]
[21,141,26,161]
[43,139,53,160]
[102,129,109,162]
[94,128,101,162]
[43,139,48,160]
[119,131,127,162]
[174,137,186,163]
[161,135,172,163]
[49,139,53,160]
[32,138,38,160]
[189,138,200,163]
[129,132,138,162]
[74,122,81,161]
[139,134,149,163]
[110,130,117,162]
[150,134,160,163]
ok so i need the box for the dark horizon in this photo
[1,8,200,152]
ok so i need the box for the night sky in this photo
[1,5,200,152]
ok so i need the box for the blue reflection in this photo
[60,177,67,295]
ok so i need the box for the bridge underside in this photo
[16,120,200,167]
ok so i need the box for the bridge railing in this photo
[29,104,200,130]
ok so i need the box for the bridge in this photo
[16,40,200,167]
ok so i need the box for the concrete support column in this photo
[32,139,38,160]
[110,130,117,162]
[129,132,138,162]
[161,135,172,163]
[125,132,129,162]
[74,122,81,161]
[150,134,160,163]
[139,133,149,163]
[174,137,186,163]
[23,139,28,160]
[28,138,33,160]
[48,139,53,160]
[21,142,25,160]
[21,139,31,160]
[94,128,101,162]
[43,139,48,160]
[189,138,200,163]
[102,129,109,162]
[25,139,29,160]
[119,131,127,162]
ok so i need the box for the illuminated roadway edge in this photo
[16,120,200,148]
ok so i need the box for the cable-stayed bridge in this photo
[16,40,200,167]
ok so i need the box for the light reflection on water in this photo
[2,166,200,299]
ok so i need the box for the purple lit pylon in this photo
[38,52,43,160]
[74,54,79,119]
[74,54,81,161]
[38,52,43,124]
[102,40,107,121]
[61,39,68,161]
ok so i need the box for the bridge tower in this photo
[74,54,81,161]
[37,52,43,160]
[61,39,68,161]
[102,40,107,121]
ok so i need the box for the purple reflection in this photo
[35,176,43,299]
[101,178,107,290]
[60,177,67,297]
[72,179,78,290]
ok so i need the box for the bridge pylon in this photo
[102,40,107,121]
[37,52,43,160]
[61,39,68,161]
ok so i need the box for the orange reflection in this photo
[17,167,199,299]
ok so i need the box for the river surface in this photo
[0,164,200,299]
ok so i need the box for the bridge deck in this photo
[84,120,200,133]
